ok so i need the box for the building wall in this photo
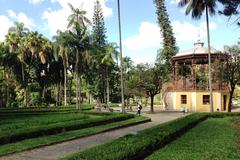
[170,91,229,112]
[174,92,193,112]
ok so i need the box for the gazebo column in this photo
[191,59,196,90]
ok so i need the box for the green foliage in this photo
[0,116,149,156]
[154,0,177,69]
[218,0,240,26]
[0,113,134,145]
[61,114,207,160]
[146,118,240,160]
[92,0,107,49]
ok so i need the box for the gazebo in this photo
[164,39,229,112]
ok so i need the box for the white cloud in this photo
[124,20,217,52]
[172,21,217,43]
[42,0,112,36]
[0,16,13,42]
[170,0,180,5]
[124,22,162,51]
[0,10,35,42]
[27,0,45,5]
[7,10,35,29]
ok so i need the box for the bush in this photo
[0,113,134,145]
[61,113,208,160]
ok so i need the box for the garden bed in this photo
[0,116,150,156]
[61,114,207,160]
[0,113,134,145]
[146,117,240,160]
[61,113,240,160]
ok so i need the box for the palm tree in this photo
[67,3,91,110]
[101,43,116,104]
[178,0,217,112]
[54,31,71,106]
[5,22,29,107]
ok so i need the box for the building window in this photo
[181,95,187,104]
[203,95,210,104]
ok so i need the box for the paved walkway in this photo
[0,112,187,160]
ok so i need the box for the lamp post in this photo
[117,0,125,113]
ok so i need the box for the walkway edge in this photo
[0,117,151,157]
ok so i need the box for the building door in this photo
[223,95,227,111]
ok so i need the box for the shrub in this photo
[0,113,134,145]
[61,113,208,160]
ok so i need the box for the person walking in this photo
[136,103,142,116]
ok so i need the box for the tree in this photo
[92,0,107,48]
[101,43,117,104]
[128,63,167,112]
[221,45,240,112]
[67,3,91,109]
[5,22,29,107]
[154,0,177,69]
[218,0,240,25]
[92,0,109,103]
[54,31,72,106]
[179,0,218,112]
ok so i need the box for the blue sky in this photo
[0,0,239,64]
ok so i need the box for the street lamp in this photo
[117,0,125,113]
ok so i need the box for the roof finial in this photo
[196,30,201,42]
[194,30,204,48]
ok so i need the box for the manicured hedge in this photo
[0,116,150,156]
[0,106,94,114]
[61,113,208,160]
[0,113,134,145]
[208,112,240,118]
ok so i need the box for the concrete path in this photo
[0,112,187,160]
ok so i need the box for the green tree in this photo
[154,0,177,69]
[54,31,72,106]
[67,3,91,109]
[218,0,240,25]
[92,0,107,49]
[139,64,168,112]
[92,0,109,103]
[221,45,240,112]
[5,22,30,107]
[179,0,218,112]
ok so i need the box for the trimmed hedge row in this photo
[0,113,134,145]
[61,112,240,160]
[61,113,208,160]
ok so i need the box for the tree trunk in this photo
[88,92,91,104]
[55,83,59,106]
[145,97,148,107]
[79,75,82,110]
[106,66,110,104]
[206,4,213,112]
[24,86,29,108]
[75,49,80,110]
[150,95,154,113]
[69,78,72,104]
[58,81,62,106]
[228,87,235,112]
[64,66,67,106]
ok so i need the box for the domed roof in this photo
[174,40,219,58]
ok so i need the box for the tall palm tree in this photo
[67,3,91,110]
[101,43,115,104]
[179,0,217,112]
[54,31,71,106]
[5,22,29,107]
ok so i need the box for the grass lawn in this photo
[146,118,240,160]
[0,113,97,137]
[0,115,149,156]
